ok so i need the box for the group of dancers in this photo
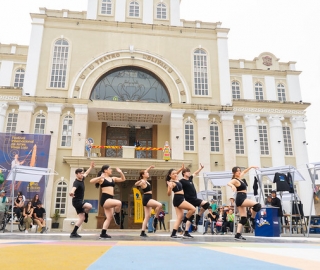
[69,162,261,241]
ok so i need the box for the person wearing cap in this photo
[271,190,283,232]
[33,202,46,233]
[0,189,7,224]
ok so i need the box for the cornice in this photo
[230,68,301,76]
[233,99,309,110]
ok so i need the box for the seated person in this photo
[23,201,34,233]
[13,195,24,221]
[203,211,217,235]
[222,208,235,233]
[31,194,42,208]
[216,207,225,234]
[33,202,47,233]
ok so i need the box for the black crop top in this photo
[171,181,183,193]
[142,182,152,193]
[235,178,247,192]
[101,178,115,188]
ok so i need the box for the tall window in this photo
[50,39,69,88]
[101,0,112,15]
[6,112,18,133]
[212,186,222,202]
[234,124,244,154]
[55,181,68,215]
[231,81,241,99]
[277,83,286,101]
[61,115,73,147]
[129,1,139,17]
[34,114,46,134]
[156,3,167,19]
[14,69,25,88]
[255,82,264,100]
[282,126,293,155]
[259,125,269,155]
[210,121,220,152]
[185,119,194,151]
[193,49,208,95]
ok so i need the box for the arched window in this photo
[61,115,73,147]
[193,49,208,95]
[50,39,69,88]
[90,67,170,103]
[277,83,286,101]
[185,119,194,151]
[101,0,112,15]
[14,69,25,88]
[210,121,220,152]
[156,3,167,19]
[129,1,140,17]
[34,113,46,134]
[6,111,18,133]
[255,82,264,100]
[54,181,68,215]
[231,81,241,99]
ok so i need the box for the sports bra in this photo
[142,182,152,193]
[101,178,115,188]
[171,181,183,193]
[235,178,247,192]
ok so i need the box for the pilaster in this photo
[170,109,185,160]
[72,104,89,156]
[16,102,36,133]
[267,115,285,166]
[0,102,8,132]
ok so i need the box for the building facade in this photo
[0,0,311,231]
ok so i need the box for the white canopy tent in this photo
[306,162,320,237]
[6,165,57,233]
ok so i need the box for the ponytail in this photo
[95,170,103,189]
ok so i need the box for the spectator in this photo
[210,199,218,213]
[13,194,24,221]
[265,195,272,206]
[23,201,33,233]
[17,191,26,202]
[134,140,141,158]
[216,207,225,234]
[148,208,155,233]
[203,211,217,235]
[158,209,166,231]
[31,194,42,208]
[229,197,235,207]
[0,190,7,224]
[271,190,283,232]
[223,208,235,233]
[33,202,46,233]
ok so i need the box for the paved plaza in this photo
[0,230,319,269]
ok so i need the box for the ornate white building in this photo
[0,0,311,231]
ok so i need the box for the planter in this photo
[51,222,59,229]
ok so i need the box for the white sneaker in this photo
[25,230,28,234]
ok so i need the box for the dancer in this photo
[180,163,211,230]
[90,165,125,239]
[135,165,162,237]
[69,161,94,238]
[166,166,195,238]
[227,166,261,240]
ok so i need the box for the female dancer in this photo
[227,166,261,240]
[90,165,125,239]
[166,167,195,238]
[135,165,162,237]
[23,201,33,233]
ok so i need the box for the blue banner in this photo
[0,133,51,202]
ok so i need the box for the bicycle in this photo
[0,208,26,232]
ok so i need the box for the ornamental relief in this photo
[233,107,305,115]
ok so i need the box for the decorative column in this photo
[115,0,126,22]
[267,115,285,166]
[243,114,261,190]
[16,102,36,133]
[0,61,14,86]
[143,0,153,24]
[0,102,8,132]
[72,104,88,156]
[45,103,64,222]
[219,111,236,200]
[170,0,181,26]
[194,110,211,192]
[170,109,185,160]
[87,0,98,20]
[290,116,314,214]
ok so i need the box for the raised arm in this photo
[114,168,126,183]
[90,175,104,185]
[240,166,258,179]
[192,163,204,177]
[83,161,95,177]
[176,164,185,175]
[145,165,155,172]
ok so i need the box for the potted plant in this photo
[51,210,60,229]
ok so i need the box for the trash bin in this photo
[254,206,280,237]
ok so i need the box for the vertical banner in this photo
[0,133,51,202]
[132,187,143,223]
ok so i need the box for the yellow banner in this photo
[133,187,143,223]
